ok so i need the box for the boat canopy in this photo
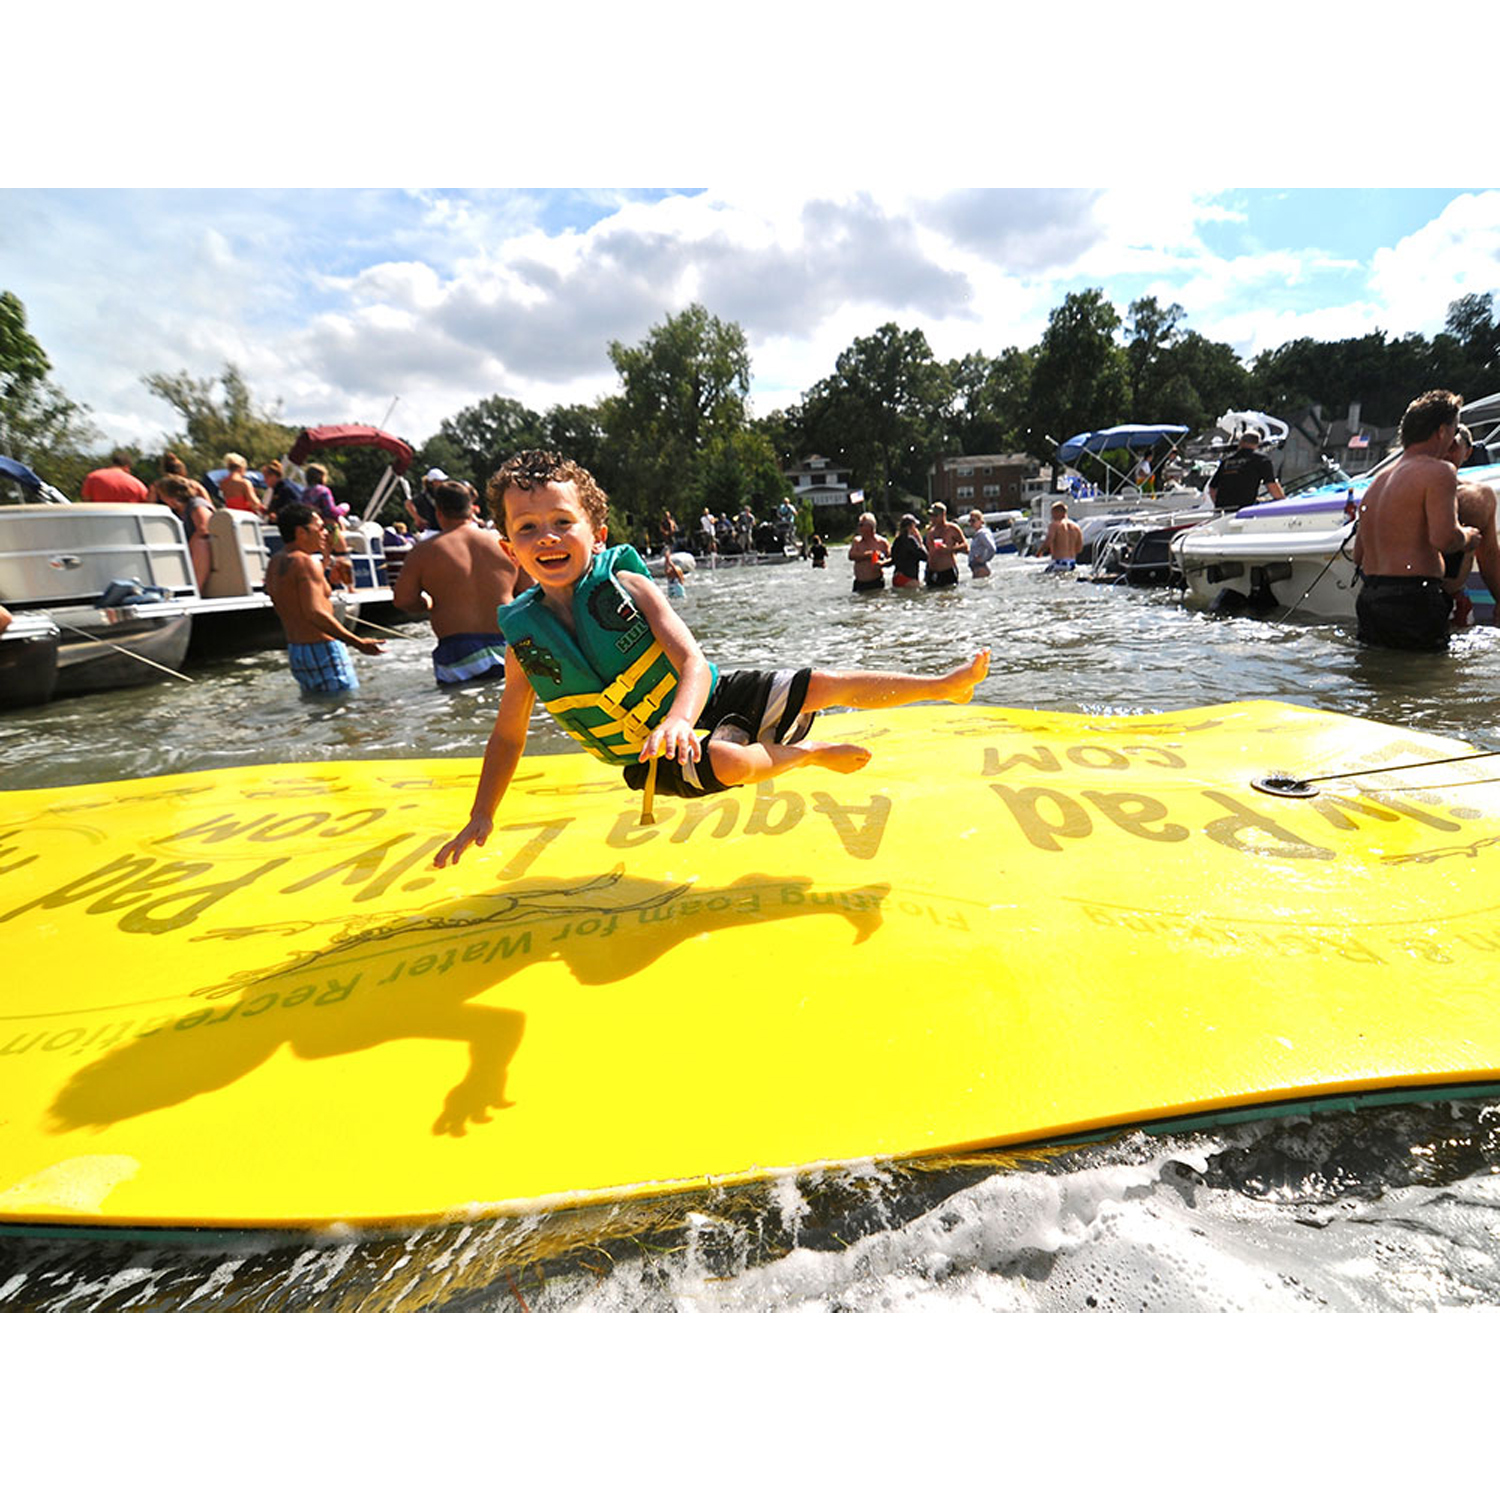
[1056,424,1189,463]
[287,425,415,476]
[1211,410,1289,448]
[0,455,72,504]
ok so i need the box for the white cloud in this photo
[4,187,1497,453]
[1368,191,1500,336]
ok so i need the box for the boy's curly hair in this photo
[487,450,609,537]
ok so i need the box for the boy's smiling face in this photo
[500,480,606,590]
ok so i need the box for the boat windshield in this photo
[1282,458,1353,496]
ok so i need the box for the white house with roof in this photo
[784,455,855,510]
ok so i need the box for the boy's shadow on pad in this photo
[48,868,889,1140]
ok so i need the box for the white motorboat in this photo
[1016,422,1210,558]
[1173,393,1500,624]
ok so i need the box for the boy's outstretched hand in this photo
[640,714,700,766]
[434,812,494,868]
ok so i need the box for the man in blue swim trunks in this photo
[393,480,526,686]
[265,503,386,693]
[1041,500,1083,572]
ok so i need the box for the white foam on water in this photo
[548,1129,1500,1314]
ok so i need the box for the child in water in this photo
[663,555,687,599]
[809,534,828,568]
[434,450,990,866]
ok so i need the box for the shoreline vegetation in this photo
[4,287,1499,548]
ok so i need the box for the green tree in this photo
[434,395,549,489]
[545,402,615,494]
[1125,293,1252,430]
[604,303,757,536]
[1026,289,1130,466]
[0,290,99,498]
[943,346,1033,456]
[798,323,950,517]
[1249,331,1439,428]
[141,363,297,477]
[1125,295,1186,412]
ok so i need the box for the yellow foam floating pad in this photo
[3,700,1500,1230]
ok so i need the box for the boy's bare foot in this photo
[807,741,873,774]
[943,648,991,704]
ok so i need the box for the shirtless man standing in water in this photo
[1353,389,1478,652]
[394,480,526,685]
[266,503,386,693]
[923,503,968,588]
[848,512,890,594]
[1041,501,1083,572]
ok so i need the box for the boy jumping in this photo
[434,451,989,867]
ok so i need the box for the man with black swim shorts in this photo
[924,503,967,588]
[1352,390,1479,652]
[848,512,889,593]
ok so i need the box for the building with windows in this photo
[784,455,855,511]
[928,454,1035,511]
[1278,402,1395,482]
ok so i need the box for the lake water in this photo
[4,550,1500,1311]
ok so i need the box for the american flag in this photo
[1347,433,1370,449]
[848,488,864,506]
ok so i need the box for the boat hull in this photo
[0,616,61,710]
[50,604,193,696]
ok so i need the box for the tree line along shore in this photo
[4,287,1499,548]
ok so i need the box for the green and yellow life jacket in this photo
[497,544,717,765]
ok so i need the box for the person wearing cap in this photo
[1208,430,1285,512]
[408,467,446,534]
[923,502,968,588]
[966,509,998,579]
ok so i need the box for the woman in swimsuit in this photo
[889,515,926,588]
[219,452,266,517]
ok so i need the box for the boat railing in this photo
[0,502,196,608]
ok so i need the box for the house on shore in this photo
[1279,402,1397,481]
[928,453,1035,511]
[784,455,856,513]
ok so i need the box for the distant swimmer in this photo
[808,534,828,569]
[848,512,889,593]
[394,479,525,686]
[1352,389,1478,653]
[265,503,386,693]
[434,450,993,867]
[1439,423,1500,628]
[924,502,967,588]
[1040,500,1083,572]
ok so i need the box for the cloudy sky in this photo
[7,186,1496,454]
[7,9,1495,456]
